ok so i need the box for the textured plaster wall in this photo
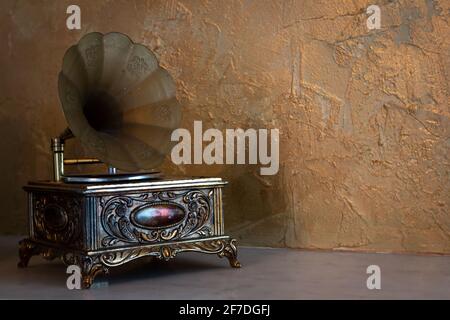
[0,0,449,254]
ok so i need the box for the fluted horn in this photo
[57,32,181,172]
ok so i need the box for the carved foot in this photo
[219,238,241,268]
[63,253,109,289]
[81,274,95,289]
[80,259,109,289]
[18,239,37,268]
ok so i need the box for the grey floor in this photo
[0,236,449,299]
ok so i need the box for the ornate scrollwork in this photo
[62,253,108,288]
[100,190,213,247]
[218,238,241,268]
[180,191,211,237]
[18,236,239,288]
[99,238,241,268]
[18,238,107,288]
[33,194,83,247]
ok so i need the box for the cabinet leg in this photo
[79,257,109,289]
[18,239,37,268]
[219,238,241,268]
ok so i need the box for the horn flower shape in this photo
[58,32,181,171]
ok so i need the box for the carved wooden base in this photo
[18,237,240,289]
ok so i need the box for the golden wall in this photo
[1,0,449,253]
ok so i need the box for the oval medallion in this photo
[130,203,185,229]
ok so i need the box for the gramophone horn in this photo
[58,32,181,171]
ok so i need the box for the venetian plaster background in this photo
[0,0,449,254]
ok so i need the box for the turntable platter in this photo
[62,171,162,183]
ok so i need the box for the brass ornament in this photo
[100,189,213,247]
[33,193,83,248]
[19,236,240,289]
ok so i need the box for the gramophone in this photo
[18,32,240,288]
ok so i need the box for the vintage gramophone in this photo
[18,32,240,288]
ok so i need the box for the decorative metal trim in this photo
[33,193,83,248]
[100,190,213,247]
[21,177,235,289]
[18,237,240,289]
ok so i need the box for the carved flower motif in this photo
[116,204,127,217]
